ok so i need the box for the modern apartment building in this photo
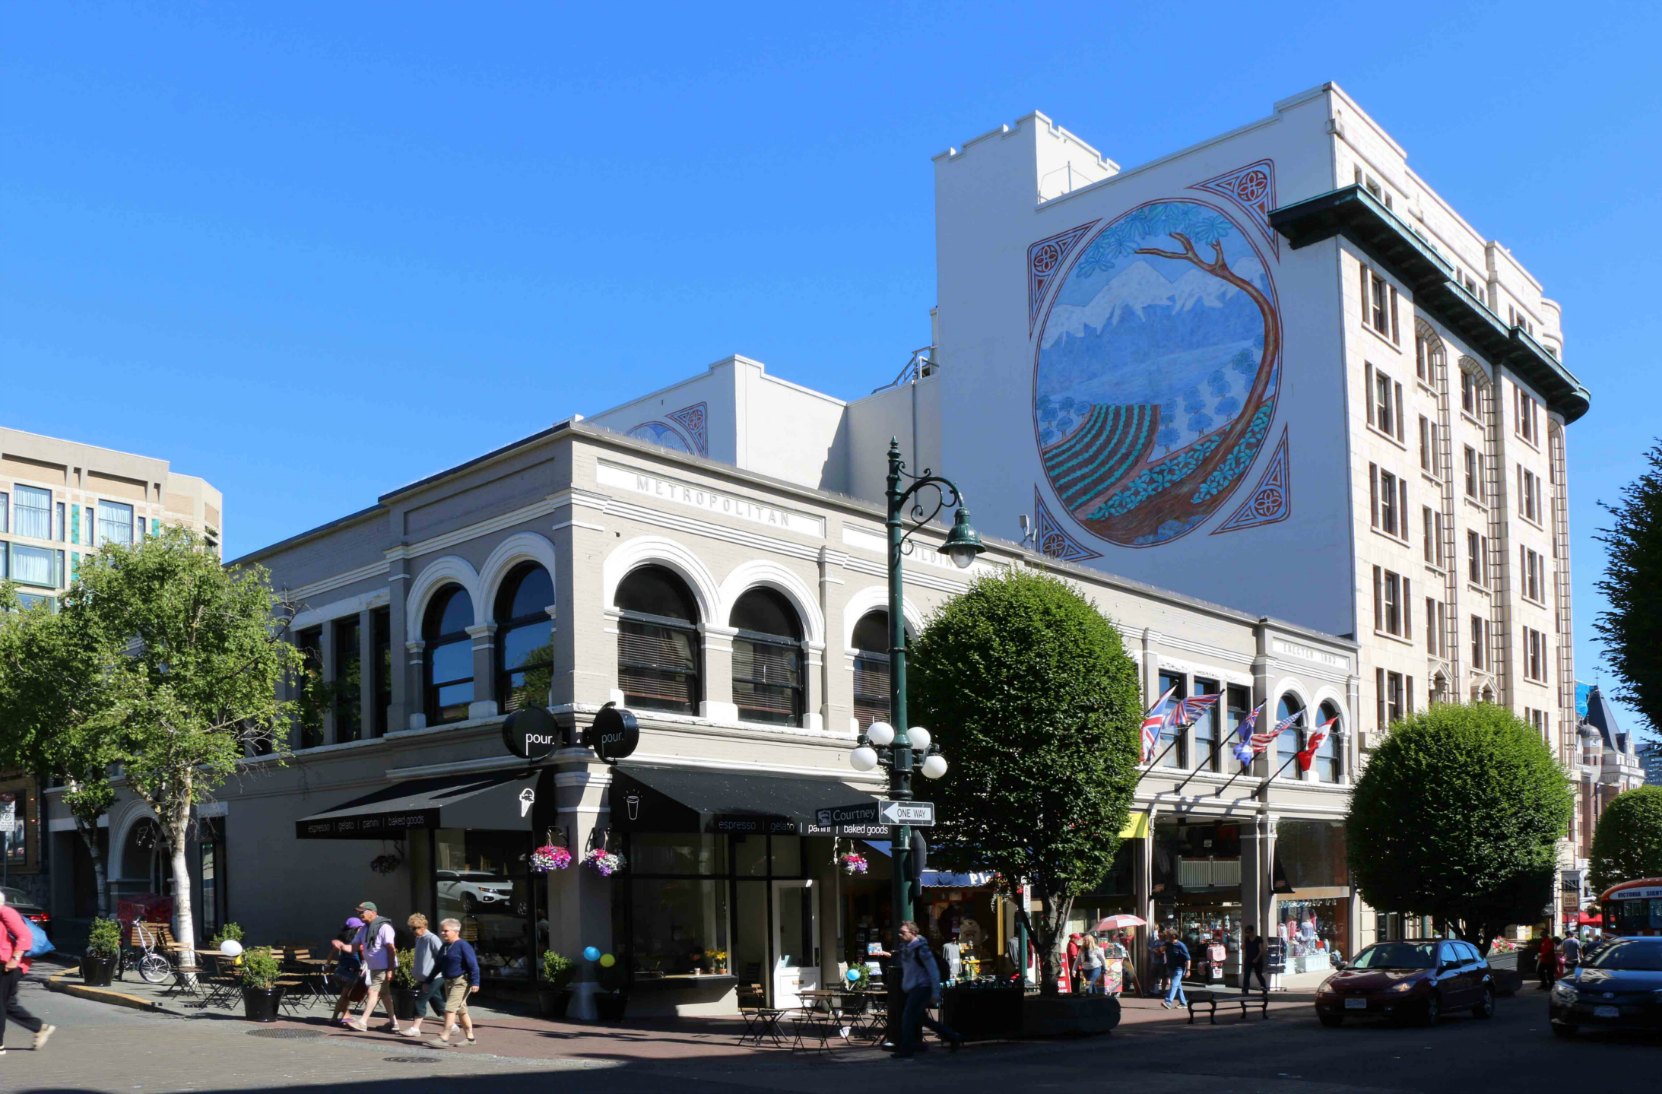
[1,426,222,907]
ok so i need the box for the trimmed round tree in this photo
[909,570,1141,995]
[1590,786,1662,893]
[1347,703,1572,952]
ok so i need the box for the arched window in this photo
[852,611,891,730]
[616,566,701,714]
[495,563,554,712]
[1275,693,1304,777]
[730,588,805,726]
[1313,700,1343,783]
[424,585,475,725]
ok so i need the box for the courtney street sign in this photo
[814,800,936,828]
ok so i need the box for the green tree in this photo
[909,570,1142,995]
[68,528,303,959]
[1347,703,1573,952]
[0,587,124,916]
[1595,440,1662,736]
[1589,786,1662,893]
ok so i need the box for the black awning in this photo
[295,769,545,840]
[610,765,878,835]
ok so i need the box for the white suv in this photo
[437,870,514,913]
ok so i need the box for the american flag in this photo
[1246,710,1303,757]
[1140,687,1177,763]
[1164,692,1223,729]
[1232,702,1266,766]
[1296,716,1339,772]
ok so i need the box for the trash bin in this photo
[940,980,1023,1041]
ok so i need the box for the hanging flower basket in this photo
[839,852,869,876]
[583,848,626,877]
[530,845,573,874]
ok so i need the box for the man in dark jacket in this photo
[893,921,963,1059]
[434,918,481,1047]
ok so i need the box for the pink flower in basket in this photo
[530,845,572,873]
[583,848,626,877]
[840,852,868,876]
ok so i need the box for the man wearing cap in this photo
[346,901,401,1034]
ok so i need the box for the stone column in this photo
[318,621,337,745]
[801,645,825,731]
[358,608,378,738]
[467,623,498,720]
[387,557,413,731]
[405,641,427,730]
[702,624,737,722]
[548,755,615,1020]
[818,548,851,734]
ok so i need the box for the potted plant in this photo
[390,948,419,1021]
[82,917,122,987]
[538,950,575,1019]
[239,946,284,1022]
[594,957,628,1022]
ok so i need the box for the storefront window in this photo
[0,782,36,874]
[1275,819,1348,888]
[1194,677,1221,771]
[628,878,731,977]
[1274,693,1304,776]
[433,829,536,982]
[629,833,728,875]
[1275,897,1350,970]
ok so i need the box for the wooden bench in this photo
[1187,989,1271,1024]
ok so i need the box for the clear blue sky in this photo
[3,3,1656,734]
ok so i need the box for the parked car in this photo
[0,885,51,939]
[1548,936,1662,1038]
[1314,939,1495,1026]
[436,870,514,913]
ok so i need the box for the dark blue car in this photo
[1548,937,1662,1038]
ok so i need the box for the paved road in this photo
[4,977,1655,1093]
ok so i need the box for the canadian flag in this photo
[1296,716,1340,772]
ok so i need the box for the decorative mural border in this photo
[1211,426,1291,534]
[1026,220,1098,335]
[1189,159,1278,257]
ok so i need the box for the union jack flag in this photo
[1232,702,1266,766]
[1140,687,1177,764]
[1296,716,1340,772]
[1164,692,1223,729]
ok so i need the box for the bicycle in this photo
[129,921,174,984]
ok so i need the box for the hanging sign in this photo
[502,706,560,761]
[588,703,640,764]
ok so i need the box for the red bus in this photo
[1598,878,1662,937]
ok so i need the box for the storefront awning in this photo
[610,765,878,835]
[857,841,996,889]
[295,770,545,840]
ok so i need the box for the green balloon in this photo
[599,953,616,968]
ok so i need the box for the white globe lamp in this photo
[907,726,932,751]
[921,754,949,780]
[866,722,895,747]
[850,745,879,772]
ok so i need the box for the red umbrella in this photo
[1094,914,1147,932]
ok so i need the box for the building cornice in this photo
[1270,185,1589,423]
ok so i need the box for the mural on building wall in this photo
[1212,426,1290,534]
[625,402,709,457]
[1032,185,1282,548]
[627,421,694,453]
[1029,488,1103,562]
[666,402,709,456]
[1027,220,1099,335]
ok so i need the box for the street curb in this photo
[45,966,170,1013]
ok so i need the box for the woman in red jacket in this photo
[0,890,54,1054]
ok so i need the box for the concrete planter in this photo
[1019,994,1121,1037]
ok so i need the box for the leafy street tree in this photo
[1589,786,1662,893]
[0,588,125,916]
[909,570,1142,995]
[1595,440,1662,735]
[66,529,302,960]
[1348,703,1573,952]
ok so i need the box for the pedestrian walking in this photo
[346,901,402,1034]
[0,890,53,1055]
[1536,935,1558,990]
[327,916,366,1025]
[1147,930,1169,997]
[1559,933,1581,976]
[892,920,963,1059]
[1160,928,1191,1010]
[1240,925,1269,995]
[1080,934,1105,995]
[1066,932,1083,994]
[433,918,480,1047]
[398,914,446,1039]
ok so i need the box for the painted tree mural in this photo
[1034,199,1281,546]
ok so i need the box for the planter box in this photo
[391,986,419,1021]
[1019,994,1121,1038]
[81,953,118,988]
[242,986,285,1023]
[538,987,572,1020]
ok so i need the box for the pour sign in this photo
[588,703,640,764]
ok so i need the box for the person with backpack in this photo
[892,920,963,1059]
[1160,928,1191,1010]
[0,889,53,1054]
[328,915,367,1026]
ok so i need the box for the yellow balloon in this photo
[599,953,616,968]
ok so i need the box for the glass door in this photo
[771,879,818,1007]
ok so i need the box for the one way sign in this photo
[879,800,935,826]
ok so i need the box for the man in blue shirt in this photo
[1161,929,1191,1009]
[434,918,481,1047]
[893,920,964,1059]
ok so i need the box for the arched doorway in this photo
[121,818,171,896]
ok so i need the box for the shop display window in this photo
[627,878,731,977]
[1274,897,1350,970]
[433,828,537,982]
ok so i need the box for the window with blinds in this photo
[616,566,702,715]
[730,588,804,726]
[851,611,891,731]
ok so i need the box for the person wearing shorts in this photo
[346,901,401,1034]
[434,918,480,1047]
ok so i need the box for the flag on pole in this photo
[1232,702,1266,765]
[1140,687,1177,764]
[1248,710,1302,756]
[1296,716,1339,772]
[1165,692,1223,729]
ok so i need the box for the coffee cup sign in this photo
[501,706,560,761]
[587,703,640,764]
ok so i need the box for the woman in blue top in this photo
[434,918,481,1047]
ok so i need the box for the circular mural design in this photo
[1033,200,1280,547]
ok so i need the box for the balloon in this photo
[583,946,601,962]
[219,939,243,957]
[845,968,860,983]
[599,953,616,968]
